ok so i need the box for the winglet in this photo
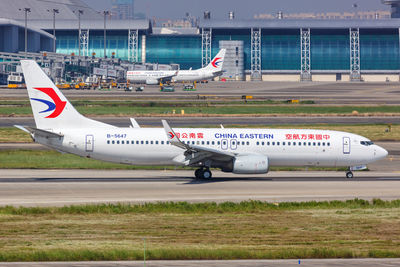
[161,120,188,150]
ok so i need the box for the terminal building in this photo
[1,0,400,82]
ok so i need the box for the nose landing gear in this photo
[346,171,354,179]
[194,168,212,179]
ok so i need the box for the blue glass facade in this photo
[56,30,142,61]
[53,28,400,71]
[262,29,300,70]
[360,29,399,70]
[146,35,201,69]
[311,30,349,70]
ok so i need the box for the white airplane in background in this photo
[16,60,388,179]
[126,49,226,85]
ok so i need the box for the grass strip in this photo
[2,124,400,143]
[0,199,399,261]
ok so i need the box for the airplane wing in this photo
[158,70,179,83]
[161,120,235,166]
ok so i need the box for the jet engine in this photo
[232,154,269,174]
[145,79,159,85]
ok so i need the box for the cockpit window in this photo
[360,141,374,146]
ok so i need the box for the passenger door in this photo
[343,137,350,154]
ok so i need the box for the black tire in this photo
[203,170,212,179]
[346,171,354,179]
[195,169,203,179]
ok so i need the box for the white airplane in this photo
[16,60,388,179]
[126,49,226,85]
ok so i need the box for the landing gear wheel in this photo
[195,169,203,179]
[346,171,354,179]
[202,169,212,179]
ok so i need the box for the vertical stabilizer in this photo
[203,49,226,72]
[20,60,114,130]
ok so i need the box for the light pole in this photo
[77,10,83,56]
[19,8,31,56]
[47,9,59,52]
[103,11,110,58]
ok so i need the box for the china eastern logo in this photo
[168,132,175,139]
[30,87,66,118]
[211,57,222,68]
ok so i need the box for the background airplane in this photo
[126,49,226,85]
[17,60,388,179]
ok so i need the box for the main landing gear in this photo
[194,168,212,179]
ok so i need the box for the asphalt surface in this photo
[1,169,399,207]
[2,81,400,104]
[1,259,400,267]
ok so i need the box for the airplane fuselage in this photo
[37,128,387,169]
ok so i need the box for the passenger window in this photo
[308,142,311,146]
[207,141,210,145]
[313,142,316,146]
[267,142,270,146]
[146,141,149,145]
[156,141,159,145]
[283,142,285,146]
[192,141,195,145]
[318,142,321,146]
[107,140,110,144]
[112,140,115,144]
[202,141,205,145]
[293,142,296,146]
[327,142,330,146]
[246,141,250,145]
[277,142,280,146]
[121,141,124,144]
[117,140,120,144]
[272,142,275,146]
[256,142,259,145]
[141,141,144,144]
[262,142,264,145]
[288,142,291,146]
[167,141,170,144]
[212,141,215,145]
[303,142,306,146]
[161,141,164,145]
[298,142,301,146]
[322,142,325,146]
[218,141,221,145]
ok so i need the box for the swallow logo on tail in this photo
[30,87,66,118]
[211,57,222,68]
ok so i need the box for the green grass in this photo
[0,100,399,116]
[0,200,400,261]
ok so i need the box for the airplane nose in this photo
[375,146,388,159]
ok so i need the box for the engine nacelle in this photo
[232,154,269,174]
[145,79,159,85]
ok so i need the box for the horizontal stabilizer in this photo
[14,125,63,139]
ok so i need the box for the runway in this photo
[1,169,400,207]
[1,259,400,267]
